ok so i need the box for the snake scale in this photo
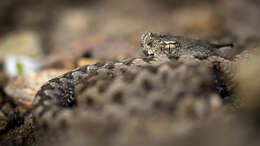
[32,32,235,134]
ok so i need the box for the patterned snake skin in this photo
[32,32,234,130]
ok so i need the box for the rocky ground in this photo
[0,0,260,146]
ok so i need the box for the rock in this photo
[170,6,224,38]
[0,111,7,131]
[0,71,8,87]
[0,116,36,146]
[4,69,68,109]
[221,0,260,38]
[77,58,100,67]
[45,36,136,69]
[49,9,93,49]
[235,49,260,108]
[0,31,42,61]
[1,103,14,116]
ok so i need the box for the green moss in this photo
[16,62,24,75]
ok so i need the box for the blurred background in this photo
[1,0,260,144]
[0,0,260,73]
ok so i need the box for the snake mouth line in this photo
[212,65,232,102]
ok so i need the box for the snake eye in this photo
[164,41,178,54]
[165,43,176,49]
[164,41,177,48]
[164,41,178,48]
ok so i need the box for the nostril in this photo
[143,50,148,56]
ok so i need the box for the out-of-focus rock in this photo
[169,6,224,38]
[4,69,68,109]
[0,71,8,86]
[1,103,14,116]
[45,35,136,69]
[0,31,42,76]
[0,116,36,146]
[0,111,7,131]
[235,49,260,108]
[0,31,42,61]
[221,0,260,39]
[77,58,100,67]
[50,9,94,49]
[0,92,20,133]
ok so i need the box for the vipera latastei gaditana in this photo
[32,32,236,139]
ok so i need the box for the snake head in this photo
[141,32,180,57]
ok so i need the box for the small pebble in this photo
[0,111,7,131]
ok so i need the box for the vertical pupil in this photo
[166,44,170,49]
[165,43,176,54]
